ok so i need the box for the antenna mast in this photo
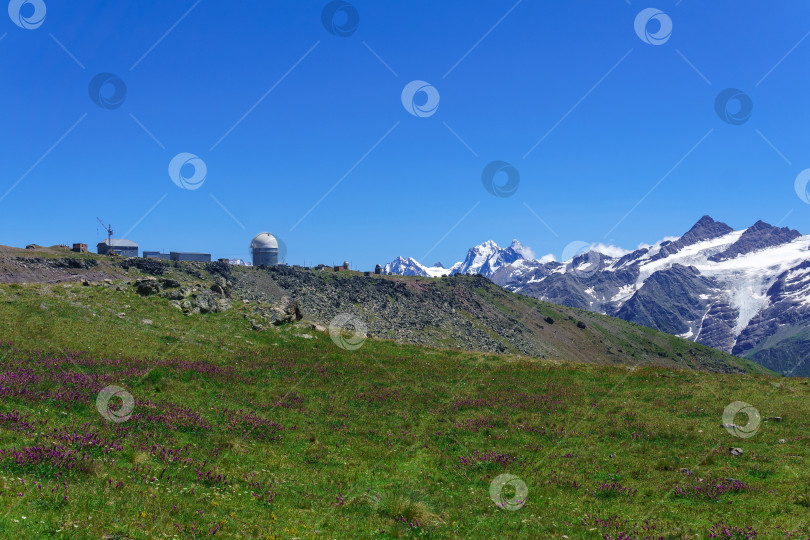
[96,217,114,255]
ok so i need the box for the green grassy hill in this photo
[0,271,806,538]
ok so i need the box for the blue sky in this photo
[1,0,809,268]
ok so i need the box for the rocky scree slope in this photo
[232,264,761,373]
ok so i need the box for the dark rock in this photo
[205,261,232,280]
[134,279,160,296]
[210,276,232,297]
[163,288,190,301]
[119,258,167,276]
[54,258,98,270]
[709,221,801,262]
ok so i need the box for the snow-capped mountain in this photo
[384,256,452,277]
[384,217,810,376]
[454,239,531,277]
[386,240,533,279]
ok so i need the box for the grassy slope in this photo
[0,281,806,539]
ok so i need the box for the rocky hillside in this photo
[0,245,766,374]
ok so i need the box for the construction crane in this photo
[97,217,115,255]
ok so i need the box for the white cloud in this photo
[537,253,556,263]
[590,243,631,257]
[637,236,678,250]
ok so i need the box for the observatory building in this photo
[251,232,279,266]
[97,239,138,258]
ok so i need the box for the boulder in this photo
[134,279,161,296]
[304,321,328,332]
[210,276,232,297]
[163,287,192,301]
[268,296,302,325]
[193,292,231,313]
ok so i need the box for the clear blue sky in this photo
[1,1,809,268]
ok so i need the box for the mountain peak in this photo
[509,239,534,259]
[694,215,717,227]
[474,240,500,251]
[664,216,734,253]
[744,220,800,239]
[748,220,772,231]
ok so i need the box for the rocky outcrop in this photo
[193,293,231,314]
[118,258,168,276]
[210,276,232,297]
[695,302,738,351]
[135,277,184,297]
[709,221,801,262]
[130,275,234,315]
[15,257,98,270]
[247,296,303,330]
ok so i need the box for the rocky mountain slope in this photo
[384,216,810,376]
[0,245,765,374]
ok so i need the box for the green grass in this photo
[0,282,806,538]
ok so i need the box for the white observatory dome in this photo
[251,232,280,267]
[251,233,278,250]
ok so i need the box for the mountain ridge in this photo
[384,216,810,376]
